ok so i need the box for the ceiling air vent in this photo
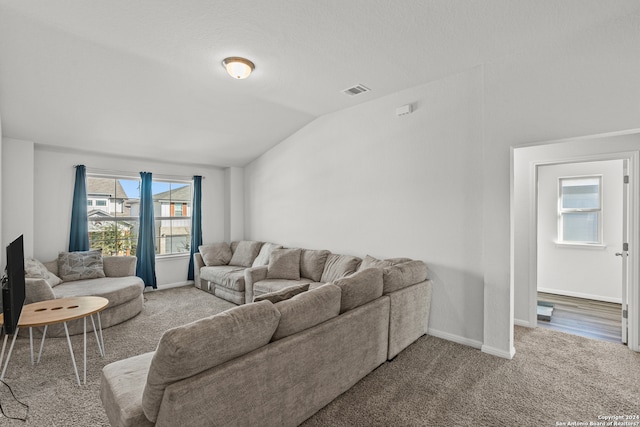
[342,84,370,96]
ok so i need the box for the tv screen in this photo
[2,235,25,336]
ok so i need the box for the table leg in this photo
[97,312,105,356]
[0,334,9,375]
[63,322,80,386]
[29,328,34,365]
[90,315,104,357]
[83,317,87,385]
[37,325,48,364]
[0,329,19,381]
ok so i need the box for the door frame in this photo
[511,129,640,352]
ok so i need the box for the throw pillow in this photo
[24,257,62,286]
[300,249,330,282]
[266,248,301,280]
[57,250,106,282]
[228,241,262,267]
[253,283,310,303]
[252,242,283,267]
[319,254,362,282]
[199,243,232,266]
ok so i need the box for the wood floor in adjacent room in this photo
[537,292,623,344]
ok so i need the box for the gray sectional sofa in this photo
[24,256,145,337]
[193,240,425,306]
[101,249,432,427]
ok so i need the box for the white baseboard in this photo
[481,344,516,360]
[514,319,532,327]
[538,287,622,304]
[427,328,483,349]
[145,281,193,292]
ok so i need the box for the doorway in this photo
[511,129,640,353]
[536,160,626,343]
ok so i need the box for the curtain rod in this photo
[74,166,204,181]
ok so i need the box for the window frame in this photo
[557,175,603,246]
[152,179,193,257]
[86,173,194,258]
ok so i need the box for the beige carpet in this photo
[0,286,638,426]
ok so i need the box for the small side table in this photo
[0,296,109,385]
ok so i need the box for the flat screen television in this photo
[1,235,25,336]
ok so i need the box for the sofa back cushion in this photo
[320,254,362,283]
[229,241,263,267]
[266,248,301,280]
[272,283,341,340]
[300,249,330,282]
[382,260,428,294]
[252,242,283,267]
[57,250,106,282]
[199,242,232,266]
[358,255,395,271]
[142,300,280,422]
[333,267,383,314]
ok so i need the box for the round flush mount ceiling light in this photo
[222,57,255,79]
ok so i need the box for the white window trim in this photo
[557,174,603,245]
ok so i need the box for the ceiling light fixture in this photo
[222,57,255,79]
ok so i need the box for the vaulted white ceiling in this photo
[1,1,639,166]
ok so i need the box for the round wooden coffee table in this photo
[0,296,109,385]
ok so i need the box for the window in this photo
[153,181,192,255]
[558,176,602,244]
[87,175,193,257]
[87,176,140,256]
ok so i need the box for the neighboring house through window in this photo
[87,174,193,257]
[558,176,602,244]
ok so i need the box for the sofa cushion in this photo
[358,255,395,270]
[253,283,310,303]
[333,267,383,314]
[229,241,262,267]
[267,248,301,280]
[300,249,330,282]
[101,351,155,427]
[53,276,144,307]
[25,258,62,286]
[320,254,362,283]
[200,266,245,290]
[57,250,106,282]
[382,260,428,294]
[199,243,232,266]
[252,243,283,267]
[272,283,341,340]
[253,279,312,296]
[142,301,281,422]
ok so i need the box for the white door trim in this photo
[511,129,640,352]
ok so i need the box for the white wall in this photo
[537,160,623,302]
[224,166,244,242]
[245,68,485,348]
[245,12,640,357]
[1,138,34,257]
[24,144,227,287]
